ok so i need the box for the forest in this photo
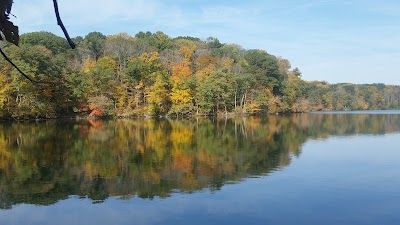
[0,31,399,119]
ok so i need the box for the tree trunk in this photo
[234,87,237,110]
[242,91,247,114]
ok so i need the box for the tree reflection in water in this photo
[0,113,399,209]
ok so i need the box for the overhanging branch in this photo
[0,47,36,83]
[0,1,76,84]
[52,0,75,49]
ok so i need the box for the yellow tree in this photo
[145,74,170,115]
[0,65,11,116]
[169,59,194,116]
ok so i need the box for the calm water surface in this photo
[0,112,399,225]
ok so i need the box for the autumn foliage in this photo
[0,31,399,119]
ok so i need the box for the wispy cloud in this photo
[59,0,162,23]
[12,0,165,32]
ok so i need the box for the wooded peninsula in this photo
[0,31,399,119]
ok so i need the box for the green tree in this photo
[0,44,70,118]
[151,31,173,52]
[206,37,223,49]
[20,32,70,55]
[82,32,106,61]
[244,50,283,95]
[282,71,306,112]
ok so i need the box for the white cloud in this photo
[12,0,165,32]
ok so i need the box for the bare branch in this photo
[52,0,75,49]
[0,47,36,83]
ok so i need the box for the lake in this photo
[0,112,399,225]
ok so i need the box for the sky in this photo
[9,0,400,85]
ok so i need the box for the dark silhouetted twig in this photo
[52,0,75,49]
[0,47,36,83]
[0,1,75,83]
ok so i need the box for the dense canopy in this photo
[0,31,399,119]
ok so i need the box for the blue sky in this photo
[10,0,400,85]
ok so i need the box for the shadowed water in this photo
[0,112,399,224]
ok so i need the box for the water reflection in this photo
[0,113,399,209]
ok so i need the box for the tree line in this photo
[0,31,399,119]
